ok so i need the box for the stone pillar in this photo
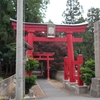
[90,20,100,97]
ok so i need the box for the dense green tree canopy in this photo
[62,0,83,24]
[62,0,100,61]
[24,0,49,22]
[0,0,49,51]
[0,0,49,46]
[1,0,100,74]
[74,7,100,61]
[0,0,49,76]
[84,7,100,60]
[86,7,100,36]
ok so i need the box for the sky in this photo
[44,0,100,24]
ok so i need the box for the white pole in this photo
[16,0,23,99]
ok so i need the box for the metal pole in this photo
[16,0,23,99]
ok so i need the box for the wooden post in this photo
[27,31,34,57]
[67,34,75,82]
[47,56,50,79]
[64,57,68,80]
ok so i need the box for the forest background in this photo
[0,0,100,77]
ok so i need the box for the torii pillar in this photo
[27,30,34,57]
[67,33,75,82]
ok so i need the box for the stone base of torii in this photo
[63,54,88,94]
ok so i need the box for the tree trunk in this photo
[5,65,8,77]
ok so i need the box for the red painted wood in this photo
[77,55,84,86]
[27,31,34,57]
[64,57,69,80]
[67,34,75,82]
[11,20,87,33]
[33,52,54,79]
[32,35,82,42]
[47,56,50,79]
[33,52,54,56]
[34,58,54,60]
[11,19,88,85]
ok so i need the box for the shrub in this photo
[80,59,95,85]
[0,77,3,81]
[25,75,37,94]
[25,58,39,73]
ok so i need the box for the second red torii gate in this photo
[10,18,88,83]
[33,52,54,79]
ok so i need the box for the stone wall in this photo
[50,70,64,82]
[0,75,15,98]
[50,70,88,94]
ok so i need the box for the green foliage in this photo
[86,7,100,33]
[0,77,3,81]
[0,0,16,75]
[82,7,100,61]
[84,59,95,71]
[62,0,84,24]
[62,1,100,61]
[24,0,49,22]
[25,75,37,94]
[25,58,39,73]
[0,0,16,44]
[80,59,95,85]
[0,0,48,77]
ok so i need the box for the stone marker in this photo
[90,20,100,97]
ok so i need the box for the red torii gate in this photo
[10,18,88,83]
[33,52,54,79]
